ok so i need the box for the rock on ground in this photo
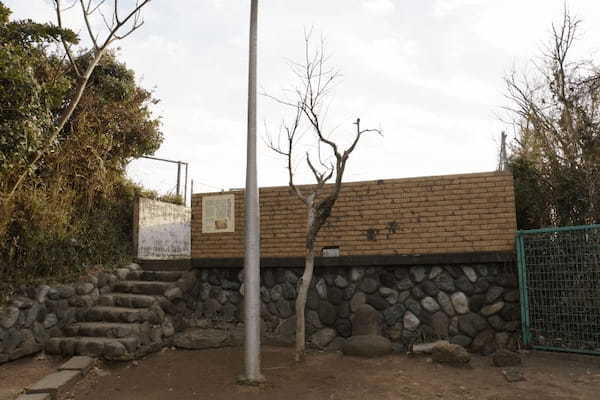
[493,349,522,367]
[342,335,392,358]
[431,342,471,365]
[172,328,229,349]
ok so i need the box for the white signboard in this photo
[137,198,191,259]
[202,194,235,233]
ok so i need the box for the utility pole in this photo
[240,0,264,384]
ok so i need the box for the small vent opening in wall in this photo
[321,246,340,257]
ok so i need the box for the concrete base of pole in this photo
[236,373,266,386]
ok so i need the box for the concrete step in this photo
[64,322,146,338]
[45,336,138,360]
[125,270,183,282]
[113,280,171,295]
[79,306,156,323]
[98,293,157,308]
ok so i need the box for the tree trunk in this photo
[295,201,316,362]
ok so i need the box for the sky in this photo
[7,0,600,199]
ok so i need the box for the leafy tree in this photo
[0,3,162,299]
[506,10,600,228]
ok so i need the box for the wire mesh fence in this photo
[517,225,600,355]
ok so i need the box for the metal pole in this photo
[176,161,181,200]
[184,163,189,206]
[242,0,263,384]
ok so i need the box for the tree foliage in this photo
[0,2,162,299]
[506,10,600,229]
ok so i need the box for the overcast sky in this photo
[7,1,600,197]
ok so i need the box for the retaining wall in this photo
[182,262,520,353]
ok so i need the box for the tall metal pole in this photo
[184,163,189,206]
[241,0,263,384]
[176,161,181,199]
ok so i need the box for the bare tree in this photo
[267,35,381,362]
[7,0,152,200]
[505,9,600,228]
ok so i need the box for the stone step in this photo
[79,306,156,323]
[125,270,183,282]
[113,281,171,295]
[98,293,157,308]
[64,322,146,338]
[45,336,138,360]
[27,370,80,399]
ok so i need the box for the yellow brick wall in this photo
[191,171,517,258]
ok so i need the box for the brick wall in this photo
[191,171,517,259]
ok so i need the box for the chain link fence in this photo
[517,224,600,355]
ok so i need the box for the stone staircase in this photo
[46,265,183,360]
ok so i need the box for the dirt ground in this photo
[0,355,62,400]
[55,346,600,400]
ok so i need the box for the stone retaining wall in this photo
[0,268,120,364]
[185,263,521,353]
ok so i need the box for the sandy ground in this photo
[53,346,600,400]
[0,355,62,400]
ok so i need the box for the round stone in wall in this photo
[360,277,379,294]
[403,310,420,331]
[379,287,399,305]
[318,301,338,326]
[383,304,406,326]
[431,311,449,337]
[463,266,478,283]
[328,287,344,305]
[421,296,440,313]
[486,286,504,303]
[351,304,381,336]
[437,292,455,316]
[410,266,426,283]
[350,292,366,312]
[335,275,349,288]
[429,266,443,279]
[316,279,328,299]
[433,272,456,292]
[450,292,469,314]
[366,294,388,311]
[481,301,504,316]
[396,277,413,291]
[350,267,365,282]
[335,318,352,338]
[421,280,439,297]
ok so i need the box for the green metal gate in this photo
[516,224,600,355]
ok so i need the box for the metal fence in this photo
[516,224,600,355]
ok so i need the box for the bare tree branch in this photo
[54,0,81,77]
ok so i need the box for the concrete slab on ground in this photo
[27,370,80,399]
[58,356,95,374]
[16,393,52,400]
